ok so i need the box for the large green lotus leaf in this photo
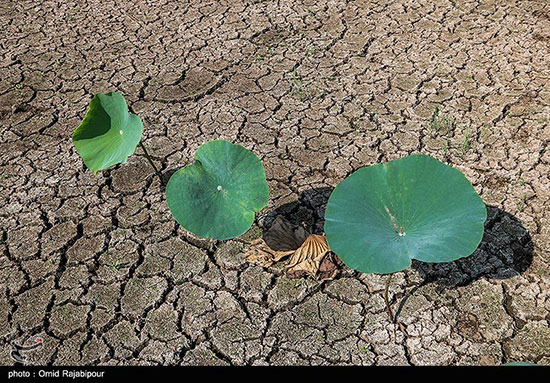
[166,140,269,240]
[72,92,143,173]
[324,155,487,274]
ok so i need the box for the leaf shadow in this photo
[394,206,533,323]
[159,167,178,192]
[411,205,534,287]
[260,187,334,244]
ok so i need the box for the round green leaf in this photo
[72,92,143,173]
[166,140,269,240]
[324,155,487,274]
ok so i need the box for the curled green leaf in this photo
[72,92,143,173]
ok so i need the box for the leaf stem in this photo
[384,273,395,323]
[384,274,408,337]
[139,141,163,184]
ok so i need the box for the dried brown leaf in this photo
[243,217,305,267]
[263,216,308,252]
[243,238,294,267]
[286,234,331,279]
[243,217,342,280]
[317,251,344,281]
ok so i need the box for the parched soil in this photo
[1,0,550,366]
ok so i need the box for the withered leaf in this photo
[243,217,305,267]
[263,216,308,252]
[243,217,342,280]
[243,238,293,267]
[286,234,330,279]
[317,251,344,281]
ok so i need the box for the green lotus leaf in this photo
[502,362,536,366]
[324,154,487,274]
[72,92,143,173]
[166,140,269,240]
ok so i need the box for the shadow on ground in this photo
[160,167,178,191]
[262,187,534,287]
[261,187,334,236]
[412,206,534,286]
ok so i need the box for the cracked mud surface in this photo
[1,0,550,366]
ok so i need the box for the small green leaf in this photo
[324,154,487,274]
[72,92,143,173]
[166,140,269,240]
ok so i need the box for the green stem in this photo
[384,274,395,323]
[139,141,163,184]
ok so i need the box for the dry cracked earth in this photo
[1,0,550,366]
